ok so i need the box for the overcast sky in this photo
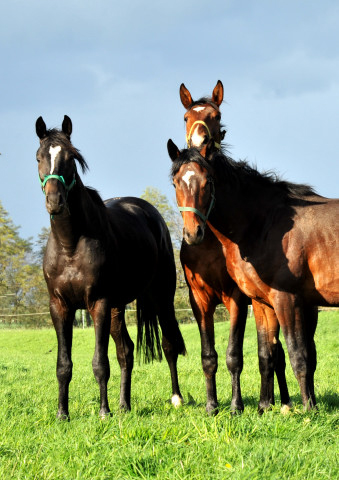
[1,0,338,241]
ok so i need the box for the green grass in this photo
[0,311,338,479]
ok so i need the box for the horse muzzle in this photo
[183,224,205,245]
[45,191,66,215]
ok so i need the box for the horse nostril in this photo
[46,192,62,206]
[183,225,205,245]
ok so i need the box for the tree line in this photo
[1,188,229,327]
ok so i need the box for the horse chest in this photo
[221,241,272,301]
[44,244,107,300]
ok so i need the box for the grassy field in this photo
[0,311,338,479]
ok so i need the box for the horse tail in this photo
[136,296,162,363]
[167,320,187,357]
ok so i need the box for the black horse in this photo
[36,115,186,419]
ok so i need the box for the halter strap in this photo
[178,181,215,223]
[39,173,76,194]
[186,120,221,150]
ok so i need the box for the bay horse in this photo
[168,138,338,410]
[35,115,186,419]
[177,81,291,413]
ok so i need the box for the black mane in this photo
[171,147,318,200]
[170,147,211,178]
[211,150,317,199]
[43,128,89,173]
[188,96,220,111]
[84,185,106,209]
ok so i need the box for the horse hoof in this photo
[120,404,131,412]
[99,409,111,420]
[206,403,218,416]
[56,412,70,422]
[257,402,273,414]
[304,401,318,412]
[171,394,184,408]
[281,404,292,415]
[230,400,244,415]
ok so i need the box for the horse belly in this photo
[111,241,159,304]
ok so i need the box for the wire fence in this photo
[1,305,338,329]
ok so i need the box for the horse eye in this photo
[215,114,221,121]
[184,117,188,122]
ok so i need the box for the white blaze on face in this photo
[190,126,205,147]
[49,145,61,174]
[189,107,206,147]
[182,169,196,196]
[182,170,195,188]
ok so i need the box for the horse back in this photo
[105,196,172,252]
[104,196,176,300]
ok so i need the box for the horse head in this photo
[168,139,215,245]
[180,80,226,150]
[36,115,87,215]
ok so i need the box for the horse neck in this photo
[50,208,77,253]
[50,176,104,252]
[210,179,269,244]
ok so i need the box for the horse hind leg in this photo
[275,297,317,411]
[110,306,134,411]
[156,301,186,408]
[304,305,318,408]
[252,301,291,413]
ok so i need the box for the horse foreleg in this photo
[110,307,134,411]
[50,299,74,420]
[190,291,218,415]
[252,300,282,412]
[89,299,111,418]
[225,291,247,413]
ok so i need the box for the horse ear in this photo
[62,115,72,138]
[180,83,193,109]
[212,80,224,106]
[200,139,215,161]
[36,116,47,140]
[167,139,180,161]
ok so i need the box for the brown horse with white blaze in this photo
[176,81,291,413]
[180,80,226,150]
[169,138,337,410]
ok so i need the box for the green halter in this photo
[178,181,215,223]
[39,173,76,194]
